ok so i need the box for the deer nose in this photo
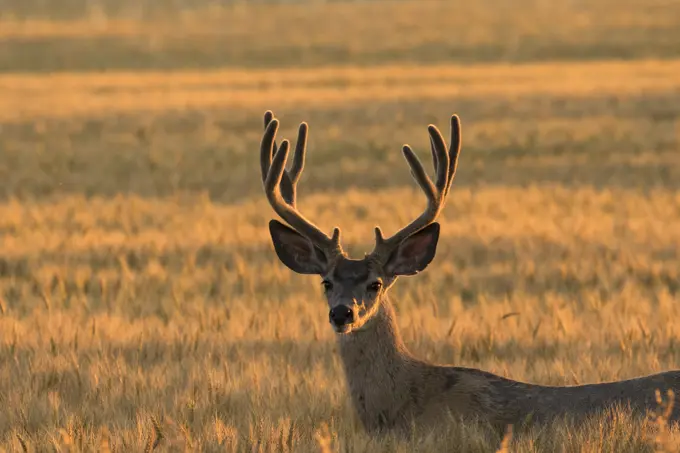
[329,305,354,326]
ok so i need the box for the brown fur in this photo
[336,284,680,434]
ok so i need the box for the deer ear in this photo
[268,220,328,274]
[384,223,440,276]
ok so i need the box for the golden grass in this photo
[2,103,680,450]
[0,1,680,451]
[1,0,679,72]
[2,59,680,121]
[1,186,680,451]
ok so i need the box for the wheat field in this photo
[1,0,680,451]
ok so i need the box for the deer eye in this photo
[321,280,333,291]
[367,281,382,292]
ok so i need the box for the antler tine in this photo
[445,114,462,197]
[261,111,308,206]
[261,111,342,255]
[371,115,462,260]
[429,124,450,193]
[402,144,437,202]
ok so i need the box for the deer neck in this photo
[335,297,417,432]
[338,296,410,357]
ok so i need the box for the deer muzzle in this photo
[329,305,354,330]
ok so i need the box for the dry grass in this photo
[2,59,680,122]
[1,0,680,451]
[1,0,680,71]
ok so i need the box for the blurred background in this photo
[1,0,679,198]
[0,0,680,451]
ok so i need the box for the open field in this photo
[1,0,680,451]
[1,0,680,72]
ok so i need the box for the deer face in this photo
[321,257,387,334]
[268,221,441,334]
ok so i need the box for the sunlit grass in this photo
[2,59,680,121]
[1,0,680,450]
[1,182,679,450]
[0,0,679,72]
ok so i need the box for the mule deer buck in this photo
[259,110,680,435]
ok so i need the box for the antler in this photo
[370,115,462,260]
[261,110,307,207]
[260,111,343,255]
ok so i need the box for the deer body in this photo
[257,110,680,435]
[338,296,680,434]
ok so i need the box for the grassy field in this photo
[1,0,680,451]
[1,0,680,72]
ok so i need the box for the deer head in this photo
[261,111,461,334]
